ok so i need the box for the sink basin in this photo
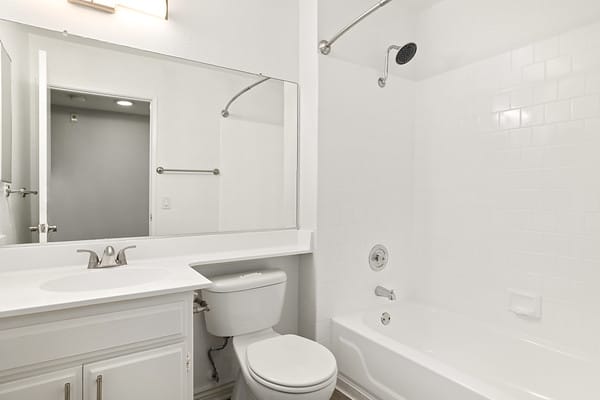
[40,268,169,292]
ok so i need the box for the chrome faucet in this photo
[77,245,136,269]
[375,285,396,301]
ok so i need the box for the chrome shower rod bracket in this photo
[319,0,392,55]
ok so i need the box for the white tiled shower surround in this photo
[413,20,600,359]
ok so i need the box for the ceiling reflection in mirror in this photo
[0,19,298,246]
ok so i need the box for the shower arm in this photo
[378,45,401,88]
[221,76,271,118]
[319,0,392,55]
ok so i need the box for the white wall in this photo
[312,54,416,345]
[299,0,419,345]
[219,119,287,231]
[49,106,149,242]
[297,0,320,340]
[413,17,600,360]
[0,21,32,245]
[0,0,299,82]
[413,0,600,80]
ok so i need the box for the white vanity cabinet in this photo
[0,367,82,400]
[0,292,195,400]
[83,344,187,400]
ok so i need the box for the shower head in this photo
[395,42,417,65]
[378,43,418,88]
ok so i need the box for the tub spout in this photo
[375,285,396,301]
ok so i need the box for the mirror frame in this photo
[0,40,12,184]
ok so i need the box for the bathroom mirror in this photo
[0,19,298,246]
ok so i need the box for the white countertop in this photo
[0,260,212,319]
[0,230,313,319]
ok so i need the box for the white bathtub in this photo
[331,302,598,400]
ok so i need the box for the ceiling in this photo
[398,0,445,11]
[51,89,150,116]
[320,0,600,81]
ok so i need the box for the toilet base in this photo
[231,374,257,400]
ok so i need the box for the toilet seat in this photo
[246,334,337,394]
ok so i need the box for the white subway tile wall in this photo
[414,21,600,359]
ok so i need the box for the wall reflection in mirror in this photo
[0,19,298,246]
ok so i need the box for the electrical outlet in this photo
[161,197,171,210]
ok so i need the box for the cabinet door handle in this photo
[64,383,70,400]
[96,375,103,400]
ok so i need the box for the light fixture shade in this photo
[94,0,116,8]
[68,0,116,13]
[117,0,168,19]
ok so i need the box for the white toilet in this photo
[202,270,337,400]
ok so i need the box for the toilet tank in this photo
[202,270,287,337]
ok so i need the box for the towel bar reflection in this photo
[156,167,220,175]
[4,186,39,198]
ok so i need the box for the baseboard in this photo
[194,375,373,400]
[194,383,234,400]
[337,375,378,400]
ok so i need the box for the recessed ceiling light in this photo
[116,100,134,107]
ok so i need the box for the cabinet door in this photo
[0,366,82,400]
[83,344,188,400]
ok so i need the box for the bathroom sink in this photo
[40,268,169,292]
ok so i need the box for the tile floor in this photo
[331,390,351,400]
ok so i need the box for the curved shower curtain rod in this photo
[221,76,271,118]
[319,0,392,55]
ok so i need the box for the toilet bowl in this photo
[201,270,337,400]
[231,329,337,400]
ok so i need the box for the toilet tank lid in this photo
[204,270,287,293]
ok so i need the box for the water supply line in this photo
[208,337,231,383]
[193,292,210,314]
[192,292,227,383]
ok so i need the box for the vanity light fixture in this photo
[115,100,134,107]
[68,0,168,20]
[68,0,116,14]
[118,0,169,20]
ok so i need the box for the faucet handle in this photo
[116,245,137,266]
[77,249,100,269]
